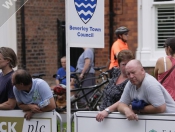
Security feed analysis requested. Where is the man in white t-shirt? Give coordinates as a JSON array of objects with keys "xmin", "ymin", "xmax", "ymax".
[{"xmin": 96, "ymin": 60, "xmax": 175, "ymax": 122}]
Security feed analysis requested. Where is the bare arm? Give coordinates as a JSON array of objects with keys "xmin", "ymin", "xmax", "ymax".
[
  {"xmin": 20, "ymin": 98, "xmax": 55, "ymax": 120},
  {"xmin": 82, "ymin": 58, "xmax": 91, "ymax": 74},
  {"xmin": 18, "ymin": 103, "xmax": 41, "ymax": 113},
  {"xmin": 154, "ymin": 57, "xmax": 171, "ymax": 79},
  {"xmin": 96, "ymin": 101, "xmax": 119, "ymax": 122},
  {"xmin": 18, "ymin": 98, "xmax": 56, "ymax": 113},
  {"xmin": 55, "ymin": 79, "xmax": 60, "ymax": 85},
  {"xmin": 154, "ymin": 58, "xmax": 162, "ymax": 80},
  {"xmin": 154, "ymin": 68, "xmax": 158, "ymax": 80},
  {"xmin": 107, "ymin": 101, "xmax": 119, "ymax": 112},
  {"xmin": 80, "ymin": 58, "xmax": 91, "ymax": 79},
  {"xmin": 140, "ymin": 104, "xmax": 166, "ymax": 114},
  {"xmin": 115, "ymin": 52, "xmax": 119, "ymax": 60},
  {"xmin": 40, "ymin": 98, "xmax": 56, "ymax": 112},
  {"xmin": 118, "ymin": 102, "xmax": 138, "ymax": 120},
  {"xmin": 20, "ymin": 104, "xmax": 41, "ymax": 120},
  {"xmin": 0, "ymin": 98, "xmax": 16, "ymax": 110}
]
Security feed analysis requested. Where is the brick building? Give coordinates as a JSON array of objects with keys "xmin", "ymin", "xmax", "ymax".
[
  {"xmin": 16, "ymin": 0, "xmax": 138, "ymax": 85},
  {"xmin": 1, "ymin": 0, "xmax": 173, "ymax": 85}
]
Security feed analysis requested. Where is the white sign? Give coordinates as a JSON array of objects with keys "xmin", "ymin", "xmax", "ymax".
[
  {"xmin": 67, "ymin": 0, "xmax": 104, "ymax": 48},
  {"xmin": 74, "ymin": 111, "xmax": 175, "ymax": 132},
  {"xmin": 146, "ymin": 120, "xmax": 175, "ymax": 132},
  {"xmin": 0, "ymin": 110, "xmax": 58, "ymax": 132}
]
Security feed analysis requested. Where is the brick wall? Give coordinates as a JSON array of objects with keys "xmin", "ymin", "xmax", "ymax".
[
  {"xmin": 17, "ymin": 0, "xmax": 65, "ymax": 85},
  {"xmin": 95, "ymin": 0, "xmax": 138, "ymax": 68},
  {"xmin": 17, "ymin": 0, "xmax": 154, "ymax": 85}
]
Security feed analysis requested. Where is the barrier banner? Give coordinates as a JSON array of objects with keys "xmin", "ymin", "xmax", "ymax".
[
  {"xmin": 74, "ymin": 111, "xmax": 175, "ymax": 132},
  {"xmin": 0, "ymin": 110, "xmax": 57, "ymax": 132}
]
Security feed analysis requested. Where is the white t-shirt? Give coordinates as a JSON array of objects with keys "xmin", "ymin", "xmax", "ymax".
[{"xmin": 120, "ymin": 73, "xmax": 175, "ymax": 113}]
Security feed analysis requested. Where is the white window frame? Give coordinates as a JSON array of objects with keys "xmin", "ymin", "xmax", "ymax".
[{"xmin": 136, "ymin": 0, "xmax": 175, "ymax": 67}]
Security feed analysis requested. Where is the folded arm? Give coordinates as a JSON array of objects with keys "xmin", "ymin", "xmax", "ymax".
[
  {"xmin": 140, "ymin": 104, "xmax": 166, "ymax": 114},
  {"xmin": 118, "ymin": 102, "xmax": 138, "ymax": 121},
  {"xmin": 40, "ymin": 98, "xmax": 56, "ymax": 112},
  {"xmin": 18, "ymin": 103, "xmax": 42, "ymax": 113},
  {"xmin": 0, "ymin": 98, "xmax": 16, "ymax": 110},
  {"xmin": 18, "ymin": 98, "xmax": 56, "ymax": 113}
]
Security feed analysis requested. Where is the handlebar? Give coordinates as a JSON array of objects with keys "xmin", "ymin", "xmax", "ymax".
[
  {"xmin": 94, "ymin": 66, "xmax": 106, "ymax": 71},
  {"xmin": 70, "ymin": 72, "xmax": 81, "ymax": 75},
  {"xmin": 32, "ymin": 73, "xmax": 46, "ymax": 78}
]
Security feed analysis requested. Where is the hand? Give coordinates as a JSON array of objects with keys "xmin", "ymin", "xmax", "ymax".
[
  {"xmin": 79, "ymin": 73, "xmax": 84, "ymax": 80},
  {"xmin": 70, "ymin": 78, "xmax": 76, "ymax": 85},
  {"xmin": 24, "ymin": 111, "xmax": 34, "ymax": 120},
  {"xmin": 96, "ymin": 110, "xmax": 109, "ymax": 122},
  {"xmin": 125, "ymin": 108, "xmax": 138, "ymax": 121},
  {"xmin": 28, "ymin": 104, "xmax": 42, "ymax": 113}
]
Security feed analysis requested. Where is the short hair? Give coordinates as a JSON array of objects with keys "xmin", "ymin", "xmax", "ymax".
[
  {"xmin": 13, "ymin": 69, "xmax": 32, "ymax": 86},
  {"xmin": 61, "ymin": 56, "xmax": 66, "ymax": 59},
  {"xmin": 118, "ymin": 50, "xmax": 134, "ymax": 64},
  {"xmin": 164, "ymin": 37, "xmax": 175, "ymax": 55},
  {"xmin": 0, "ymin": 47, "xmax": 17, "ymax": 68}
]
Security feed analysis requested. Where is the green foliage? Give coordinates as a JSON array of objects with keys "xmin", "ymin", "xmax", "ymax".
[{"xmin": 57, "ymin": 122, "xmax": 74, "ymax": 132}]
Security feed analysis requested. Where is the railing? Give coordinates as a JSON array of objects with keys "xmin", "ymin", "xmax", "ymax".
[
  {"xmin": 74, "ymin": 111, "xmax": 175, "ymax": 132},
  {"xmin": 0, "ymin": 110, "xmax": 62, "ymax": 132}
]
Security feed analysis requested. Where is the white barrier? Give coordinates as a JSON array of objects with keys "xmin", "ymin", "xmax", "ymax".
[
  {"xmin": 74, "ymin": 111, "xmax": 175, "ymax": 132},
  {"xmin": 0, "ymin": 110, "xmax": 62, "ymax": 132}
]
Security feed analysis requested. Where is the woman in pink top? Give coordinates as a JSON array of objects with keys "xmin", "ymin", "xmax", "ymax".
[{"xmin": 154, "ymin": 37, "xmax": 175, "ymax": 100}]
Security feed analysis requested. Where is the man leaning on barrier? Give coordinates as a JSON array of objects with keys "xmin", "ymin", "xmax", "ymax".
[
  {"xmin": 12, "ymin": 69, "xmax": 56, "ymax": 120},
  {"xmin": 96, "ymin": 59, "xmax": 175, "ymax": 122}
]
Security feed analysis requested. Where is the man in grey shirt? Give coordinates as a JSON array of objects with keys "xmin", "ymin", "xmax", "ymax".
[
  {"xmin": 96, "ymin": 59, "xmax": 175, "ymax": 122},
  {"xmin": 76, "ymin": 48, "xmax": 95, "ymax": 103}
]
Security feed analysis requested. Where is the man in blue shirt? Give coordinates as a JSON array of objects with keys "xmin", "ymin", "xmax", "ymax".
[
  {"xmin": 12, "ymin": 69, "xmax": 56, "ymax": 120},
  {"xmin": 56, "ymin": 56, "xmax": 75, "ymax": 85}
]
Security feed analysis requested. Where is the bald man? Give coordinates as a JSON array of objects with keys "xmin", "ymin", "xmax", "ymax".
[{"xmin": 96, "ymin": 60, "xmax": 175, "ymax": 122}]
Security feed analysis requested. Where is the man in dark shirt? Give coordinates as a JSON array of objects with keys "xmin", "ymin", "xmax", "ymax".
[{"xmin": 0, "ymin": 47, "xmax": 17, "ymax": 109}]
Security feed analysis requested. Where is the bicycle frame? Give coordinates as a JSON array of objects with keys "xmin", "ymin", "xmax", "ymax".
[
  {"xmin": 54, "ymin": 66, "xmax": 110, "ymax": 112},
  {"xmin": 71, "ymin": 79, "xmax": 108, "ymax": 104}
]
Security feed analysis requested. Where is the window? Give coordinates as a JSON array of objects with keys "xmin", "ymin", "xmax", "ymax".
[
  {"xmin": 156, "ymin": 6, "xmax": 175, "ymax": 48},
  {"xmin": 136, "ymin": 0, "xmax": 175, "ymax": 67}
]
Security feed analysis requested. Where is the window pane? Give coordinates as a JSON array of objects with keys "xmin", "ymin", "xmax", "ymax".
[{"xmin": 156, "ymin": 6, "xmax": 175, "ymax": 48}]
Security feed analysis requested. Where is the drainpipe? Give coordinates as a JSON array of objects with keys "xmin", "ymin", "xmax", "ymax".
[
  {"xmin": 109, "ymin": 0, "xmax": 115, "ymax": 58},
  {"xmin": 21, "ymin": 0, "xmax": 26, "ymax": 69}
]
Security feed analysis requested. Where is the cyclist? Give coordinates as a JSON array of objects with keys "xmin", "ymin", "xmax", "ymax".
[{"xmin": 109, "ymin": 26, "xmax": 130, "ymax": 69}]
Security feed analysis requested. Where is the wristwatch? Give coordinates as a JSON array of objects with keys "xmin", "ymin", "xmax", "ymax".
[{"xmin": 105, "ymin": 108, "xmax": 111, "ymax": 114}]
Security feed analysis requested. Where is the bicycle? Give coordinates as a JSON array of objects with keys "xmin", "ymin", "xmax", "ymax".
[
  {"xmin": 32, "ymin": 67, "xmax": 110, "ymax": 112},
  {"xmin": 54, "ymin": 66, "xmax": 110, "ymax": 113}
]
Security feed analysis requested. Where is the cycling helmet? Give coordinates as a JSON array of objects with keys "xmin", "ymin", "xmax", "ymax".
[
  {"xmin": 115, "ymin": 26, "xmax": 129, "ymax": 35},
  {"xmin": 54, "ymin": 84, "xmax": 66, "ymax": 95}
]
